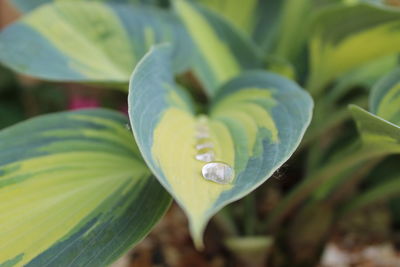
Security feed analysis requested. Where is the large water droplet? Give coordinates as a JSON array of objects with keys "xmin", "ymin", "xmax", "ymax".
[{"xmin": 202, "ymin": 162, "xmax": 234, "ymax": 184}]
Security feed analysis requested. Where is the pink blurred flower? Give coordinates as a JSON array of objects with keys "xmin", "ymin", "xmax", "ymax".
[
  {"xmin": 119, "ymin": 102, "xmax": 128, "ymax": 115},
  {"xmin": 68, "ymin": 93, "xmax": 100, "ymax": 110}
]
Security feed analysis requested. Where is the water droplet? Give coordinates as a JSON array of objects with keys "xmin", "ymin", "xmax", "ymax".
[
  {"xmin": 197, "ymin": 115, "xmax": 209, "ymax": 124},
  {"xmin": 195, "ymin": 150, "xmax": 215, "ymax": 162},
  {"xmin": 196, "ymin": 131, "xmax": 210, "ymax": 139},
  {"xmin": 202, "ymin": 162, "xmax": 234, "ymax": 184},
  {"xmin": 195, "ymin": 142, "xmax": 214, "ymax": 150},
  {"xmin": 195, "ymin": 116, "xmax": 210, "ymax": 139},
  {"xmin": 125, "ymin": 123, "xmax": 131, "ymax": 131}
]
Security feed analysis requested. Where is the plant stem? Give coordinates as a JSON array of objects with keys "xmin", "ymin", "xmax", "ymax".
[
  {"xmin": 301, "ymin": 96, "xmax": 368, "ymax": 150},
  {"xmin": 244, "ymin": 193, "xmax": 257, "ymax": 236},
  {"xmin": 291, "ymin": 157, "xmax": 382, "ymax": 235},
  {"xmin": 213, "ymin": 208, "xmax": 238, "ymax": 236},
  {"xmin": 302, "ymin": 108, "xmax": 349, "ymax": 148},
  {"xmin": 323, "ymin": 157, "xmax": 383, "ymax": 204},
  {"xmin": 262, "ymin": 145, "xmax": 382, "ymax": 232},
  {"xmin": 340, "ymin": 174, "xmax": 400, "ymax": 217}
]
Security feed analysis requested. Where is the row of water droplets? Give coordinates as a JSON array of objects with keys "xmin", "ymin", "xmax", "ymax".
[{"xmin": 195, "ymin": 116, "xmax": 234, "ymax": 185}]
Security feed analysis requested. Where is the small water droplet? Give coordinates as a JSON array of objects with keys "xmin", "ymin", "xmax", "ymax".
[
  {"xmin": 202, "ymin": 162, "xmax": 234, "ymax": 184},
  {"xmin": 196, "ymin": 131, "xmax": 210, "ymax": 139},
  {"xmin": 125, "ymin": 123, "xmax": 132, "ymax": 131},
  {"xmin": 197, "ymin": 115, "xmax": 209, "ymax": 124},
  {"xmin": 195, "ymin": 150, "xmax": 215, "ymax": 162},
  {"xmin": 195, "ymin": 116, "xmax": 210, "ymax": 139},
  {"xmin": 196, "ymin": 123, "xmax": 208, "ymax": 131},
  {"xmin": 195, "ymin": 142, "xmax": 214, "ymax": 150}
]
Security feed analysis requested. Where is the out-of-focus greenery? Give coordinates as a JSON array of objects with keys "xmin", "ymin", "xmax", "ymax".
[
  {"xmin": 0, "ymin": 67, "xmax": 24, "ymax": 128},
  {"xmin": 1, "ymin": 0, "xmax": 400, "ymax": 266},
  {"xmin": 0, "ymin": 66, "xmax": 68, "ymax": 128}
]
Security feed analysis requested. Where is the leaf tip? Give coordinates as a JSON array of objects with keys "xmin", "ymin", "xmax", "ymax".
[{"xmin": 188, "ymin": 217, "xmax": 208, "ymax": 250}]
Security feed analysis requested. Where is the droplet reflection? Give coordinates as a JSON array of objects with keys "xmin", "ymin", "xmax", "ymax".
[
  {"xmin": 202, "ymin": 162, "xmax": 234, "ymax": 184},
  {"xmin": 194, "ymin": 117, "xmax": 234, "ymax": 184},
  {"xmin": 195, "ymin": 142, "xmax": 214, "ymax": 150},
  {"xmin": 195, "ymin": 150, "xmax": 215, "ymax": 162}
]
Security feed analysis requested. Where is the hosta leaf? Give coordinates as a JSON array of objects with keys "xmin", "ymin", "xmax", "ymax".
[
  {"xmin": 350, "ymin": 105, "xmax": 400, "ymax": 152},
  {"xmin": 350, "ymin": 68, "xmax": 400, "ymax": 153},
  {"xmin": 200, "ymin": 0, "xmax": 284, "ymax": 53},
  {"xmin": 253, "ymin": 0, "xmax": 284, "ymax": 52},
  {"xmin": 370, "ymin": 68, "xmax": 400, "ymax": 124},
  {"xmin": 173, "ymin": 0, "xmax": 262, "ymax": 96},
  {"xmin": 196, "ymin": 0, "xmax": 258, "ymax": 33},
  {"xmin": 0, "ymin": 2, "xmax": 192, "ymax": 85},
  {"xmin": 308, "ymin": 2, "xmax": 400, "ymax": 94},
  {"xmin": 128, "ymin": 45, "xmax": 313, "ymax": 246},
  {"xmin": 273, "ymin": 0, "xmax": 313, "ymax": 62},
  {"xmin": 0, "ymin": 109, "xmax": 171, "ymax": 266},
  {"xmin": 202, "ymin": 0, "xmax": 323, "ymax": 58},
  {"xmin": 328, "ymin": 55, "xmax": 398, "ymax": 102}
]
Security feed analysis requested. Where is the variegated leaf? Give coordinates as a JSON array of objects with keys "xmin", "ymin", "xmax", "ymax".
[
  {"xmin": 213, "ymin": 0, "xmax": 286, "ymax": 53},
  {"xmin": 196, "ymin": 0, "xmax": 259, "ymax": 34},
  {"xmin": 0, "ymin": 109, "xmax": 171, "ymax": 267},
  {"xmin": 370, "ymin": 68, "xmax": 400, "ymax": 124},
  {"xmin": 173, "ymin": 0, "xmax": 263, "ymax": 96},
  {"xmin": 329, "ymin": 55, "xmax": 398, "ymax": 101},
  {"xmin": 308, "ymin": 2, "xmax": 400, "ymax": 94},
  {"xmin": 0, "ymin": 2, "xmax": 192, "ymax": 85},
  {"xmin": 128, "ymin": 45, "xmax": 313, "ymax": 247}
]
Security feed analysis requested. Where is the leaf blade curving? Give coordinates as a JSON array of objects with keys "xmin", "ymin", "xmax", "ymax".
[
  {"xmin": 0, "ymin": 109, "xmax": 171, "ymax": 267},
  {"xmin": 128, "ymin": 45, "xmax": 313, "ymax": 247},
  {"xmin": 0, "ymin": 2, "xmax": 192, "ymax": 85},
  {"xmin": 350, "ymin": 68, "xmax": 400, "ymax": 153},
  {"xmin": 173, "ymin": 0, "xmax": 262, "ymax": 96},
  {"xmin": 308, "ymin": 2, "xmax": 400, "ymax": 94}
]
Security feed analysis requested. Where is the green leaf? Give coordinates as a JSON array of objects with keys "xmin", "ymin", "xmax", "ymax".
[
  {"xmin": 273, "ymin": 0, "xmax": 313, "ymax": 62},
  {"xmin": 342, "ymin": 174, "xmax": 400, "ymax": 215},
  {"xmin": 195, "ymin": 0, "xmax": 279, "ymax": 50},
  {"xmin": 0, "ymin": 102, "xmax": 24, "ymax": 128},
  {"xmin": 173, "ymin": 0, "xmax": 263, "ymax": 96},
  {"xmin": 0, "ymin": 109, "xmax": 171, "ymax": 266},
  {"xmin": 341, "ymin": 156, "xmax": 400, "ymax": 215},
  {"xmin": 195, "ymin": 0, "xmax": 323, "ymax": 58},
  {"xmin": 196, "ymin": 0, "xmax": 259, "ymax": 34},
  {"xmin": 0, "ymin": 2, "xmax": 192, "ymax": 85},
  {"xmin": 307, "ymin": 68, "xmax": 400, "ymax": 215},
  {"xmin": 350, "ymin": 68, "xmax": 400, "ymax": 152},
  {"xmin": 326, "ymin": 55, "xmax": 398, "ymax": 103},
  {"xmin": 253, "ymin": 0, "xmax": 284, "ymax": 52},
  {"xmin": 128, "ymin": 45, "xmax": 313, "ymax": 247},
  {"xmin": 307, "ymin": 2, "xmax": 400, "ymax": 94},
  {"xmin": 11, "ymin": 0, "xmax": 163, "ymax": 13},
  {"xmin": 370, "ymin": 68, "xmax": 400, "ymax": 125},
  {"xmin": 350, "ymin": 106, "xmax": 400, "ymax": 152}
]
